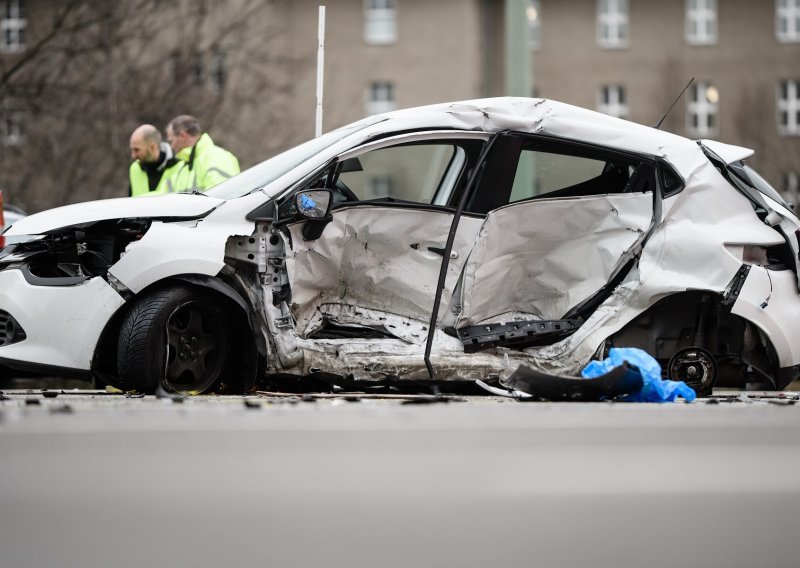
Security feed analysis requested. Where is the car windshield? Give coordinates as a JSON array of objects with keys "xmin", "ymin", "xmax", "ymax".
[{"xmin": 205, "ymin": 116, "xmax": 387, "ymax": 200}]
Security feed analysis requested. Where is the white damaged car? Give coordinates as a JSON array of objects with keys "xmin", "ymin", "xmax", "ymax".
[{"xmin": 2, "ymin": 97, "xmax": 799, "ymax": 395}]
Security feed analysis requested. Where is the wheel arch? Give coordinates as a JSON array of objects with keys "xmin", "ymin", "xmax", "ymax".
[
  {"xmin": 91, "ymin": 273, "xmax": 264, "ymax": 392},
  {"xmin": 607, "ymin": 289, "xmax": 787, "ymax": 389}
]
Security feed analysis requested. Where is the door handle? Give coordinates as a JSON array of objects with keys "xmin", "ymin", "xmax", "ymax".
[{"xmin": 427, "ymin": 246, "xmax": 458, "ymax": 259}]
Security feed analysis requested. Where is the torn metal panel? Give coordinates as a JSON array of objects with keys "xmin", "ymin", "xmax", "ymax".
[
  {"xmin": 285, "ymin": 207, "xmax": 482, "ymax": 336},
  {"xmin": 298, "ymin": 335, "xmax": 514, "ymax": 382},
  {"xmin": 457, "ymin": 193, "xmax": 652, "ymax": 326},
  {"xmin": 519, "ymin": 159, "xmax": 790, "ymax": 376},
  {"xmin": 303, "ymin": 303, "xmax": 429, "ymax": 344}
]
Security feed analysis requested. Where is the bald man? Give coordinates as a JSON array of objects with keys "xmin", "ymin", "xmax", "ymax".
[{"xmin": 128, "ymin": 124, "xmax": 181, "ymax": 197}]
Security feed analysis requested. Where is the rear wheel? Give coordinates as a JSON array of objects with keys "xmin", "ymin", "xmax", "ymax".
[{"xmin": 116, "ymin": 285, "xmax": 231, "ymax": 394}]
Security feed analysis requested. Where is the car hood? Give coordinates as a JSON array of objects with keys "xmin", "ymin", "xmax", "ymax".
[{"xmin": 4, "ymin": 193, "xmax": 223, "ymax": 236}]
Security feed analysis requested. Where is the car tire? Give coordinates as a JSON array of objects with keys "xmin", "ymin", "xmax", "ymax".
[{"xmin": 116, "ymin": 285, "xmax": 231, "ymax": 395}]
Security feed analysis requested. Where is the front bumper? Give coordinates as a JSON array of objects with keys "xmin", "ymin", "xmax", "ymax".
[{"xmin": 0, "ymin": 268, "xmax": 125, "ymax": 372}]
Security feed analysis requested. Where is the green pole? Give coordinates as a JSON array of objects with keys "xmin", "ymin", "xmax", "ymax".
[
  {"xmin": 505, "ymin": 0, "xmax": 535, "ymax": 197},
  {"xmin": 505, "ymin": 0, "xmax": 531, "ymax": 97}
]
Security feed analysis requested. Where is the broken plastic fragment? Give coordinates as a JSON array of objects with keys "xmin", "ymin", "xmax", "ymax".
[{"xmin": 499, "ymin": 362, "xmax": 643, "ymax": 401}]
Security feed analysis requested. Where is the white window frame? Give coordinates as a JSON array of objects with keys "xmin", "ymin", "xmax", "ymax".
[
  {"xmin": 1, "ymin": 0, "xmax": 26, "ymax": 54},
  {"xmin": 364, "ymin": 0, "xmax": 396, "ymax": 45},
  {"xmin": 686, "ymin": 0, "xmax": 717, "ymax": 45},
  {"xmin": 2, "ymin": 108, "xmax": 23, "ymax": 146},
  {"xmin": 209, "ymin": 48, "xmax": 226, "ymax": 92},
  {"xmin": 597, "ymin": 0, "xmax": 628, "ymax": 49},
  {"xmin": 191, "ymin": 52, "xmax": 204, "ymax": 86},
  {"xmin": 528, "ymin": 0, "xmax": 541, "ymax": 50},
  {"xmin": 366, "ymin": 81, "xmax": 396, "ymax": 115},
  {"xmin": 777, "ymin": 79, "xmax": 800, "ymax": 136},
  {"xmin": 776, "ymin": 0, "xmax": 800, "ymax": 42},
  {"xmin": 686, "ymin": 81, "xmax": 719, "ymax": 138},
  {"xmin": 597, "ymin": 85, "xmax": 629, "ymax": 119},
  {"xmin": 785, "ymin": 171, "xmax": 799, "ymax": 194}
]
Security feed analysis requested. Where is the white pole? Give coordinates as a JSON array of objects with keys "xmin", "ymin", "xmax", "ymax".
[{"xmin": 315, "ymin": 6, "xmax": 326, "ymax": 137}]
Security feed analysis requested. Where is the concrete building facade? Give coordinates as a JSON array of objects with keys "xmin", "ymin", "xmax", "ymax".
[{"xmin": 1, "ymin": 0, "xmax": 798, "ymax": 210}]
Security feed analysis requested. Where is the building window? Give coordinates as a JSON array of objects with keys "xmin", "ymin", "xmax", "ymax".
[
  {"xmin": 597, "ymin": 85, "xmax": 629, "ymax": 119},
  {"xmin": 778, "ymin": 80, "xmax": 800, "ymax": 135},
  {"xmin": 1, "ymin": 0, "xmax": 26, "ymax": 53},
  {"xmin": 209, "ymin": 48, "xmax": 226, "ymax": 92},
  {"xmin": 366, "ymin": 81, "xmax": 396, "ymax": 115},
  {"xmin": 597, "ymin": 0, "xmax": 628, "ymax": 48},
  {"xmin": 527, "ymin": 0, "xmax": 541, "ymax": 50},
  {"xmin": 2, "ymin": 108, "xmax": 23, "ymax": 146},
  {"xmin": 165, "ymin": 52, "xmax": 179, "ymax": 83},
  {"xmin": 777, "ymin": 0, "xmax": 800, "ymax": 42},
  {"xmin": 785, "ymin": 171, "xmax": 799, "ymax": 193},
  {"xmin": 687, "ymin": 81, "xmax": 719, "ymax": 137},
  {"xmin": 686, "ymin": 0, "xmax": 717, "ymax": 45},
  {"xmin": 364, "ymin": 0, "xmax": 396, "ymax": 45}
]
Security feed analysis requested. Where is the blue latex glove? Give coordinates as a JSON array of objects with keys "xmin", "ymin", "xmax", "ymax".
[{"xmin": 582, "ymin": 347, "xmax": 696, "ymax": 403}]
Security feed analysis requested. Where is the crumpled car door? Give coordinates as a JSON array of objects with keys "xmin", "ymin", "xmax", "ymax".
[
  {"xmin": 285, "ymin": 207, "xmax": 482, "ymax": 341},
  {"xmin": 455, "ymin": 192, "xmax": 653, "ymax": 330},
  {"xmin": 282, "ymin": 136, "xmax": 487, "ymax": 343}
]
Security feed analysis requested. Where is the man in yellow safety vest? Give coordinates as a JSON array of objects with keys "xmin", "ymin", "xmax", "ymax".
[
  {"xmin": 166, "ymin": 115, "xmax": 240, "ymax": 193},
  {"xmin": 128, "ymin": 124, "xmax": 182, "ymax": 197}
]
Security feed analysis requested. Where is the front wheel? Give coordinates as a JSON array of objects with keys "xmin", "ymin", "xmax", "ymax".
[{"xmin": 116, "ymin": 285, "xmax": 231, "ymax": 395}]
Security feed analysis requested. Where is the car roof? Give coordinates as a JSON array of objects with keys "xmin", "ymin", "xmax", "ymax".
[{"xmin": 369, "ymin": 97, "xmax": 713, "ymax": 177}]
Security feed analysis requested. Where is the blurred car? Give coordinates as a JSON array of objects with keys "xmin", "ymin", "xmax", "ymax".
[{"xmin": 1, "ymin": 97, "xmax": 799, "ymax": 395}]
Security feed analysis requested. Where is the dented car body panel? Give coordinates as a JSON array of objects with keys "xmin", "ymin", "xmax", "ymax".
[
  {"xmin": 286, "ymin": 208, "xmax": 484, "ymax": 338},
  {"xmin": 457, "ymin": 192, "xmax": 653, "ymax": 325},
  {"xmin": 2, "ymin": 97, "xmax": 800, "ymax": 393}
]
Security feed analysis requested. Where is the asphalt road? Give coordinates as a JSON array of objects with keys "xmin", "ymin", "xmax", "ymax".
[{"xmin": 1, "ymin": 390, "xmax": 800, "ymax": 568}]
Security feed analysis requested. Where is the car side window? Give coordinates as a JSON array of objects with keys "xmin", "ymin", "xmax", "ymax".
[
  {"xmin": 336, "ymin": 143, "xmax": 466, "ymax": 205},
  {"xmin": 467, "ymin": 135, "xmax": 656, "ymax": 214},
  {"xmin": 509, "ymin": 148, "xmax": 654, "ymax": 203}
]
